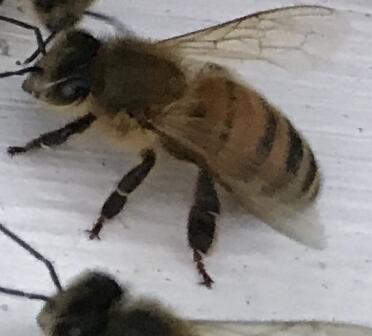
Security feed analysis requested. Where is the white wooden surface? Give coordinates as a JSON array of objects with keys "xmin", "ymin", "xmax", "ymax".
[
  {"xmin": 0, "ymin": 0, "xmax": 371, "ymax": 334},
  {"xmin": 195, "ymin": 321, "xmax": 372, "ymax": 336}
]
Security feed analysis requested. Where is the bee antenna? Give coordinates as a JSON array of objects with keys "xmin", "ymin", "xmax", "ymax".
[
  {"xmin": 0, "ymin": 286, "xmax": 49, "ymax": 302},
  {"xmin": 0, "ymin": 15, "xmax": 46, "ymax": 56},
  {"xmin": 0, "ymin": 223, "xmax": 63, "ymax": 292},
  {"xmin": 23, "ymin": 31, "xmax": 57, "ymax": 65},
  {"xmin": 0, "ymin": 66, "xmax": 42, "ymax": 79},
  {"xmin": 84, "ymin": 10, "xmax": 131, "ymax": 35}
]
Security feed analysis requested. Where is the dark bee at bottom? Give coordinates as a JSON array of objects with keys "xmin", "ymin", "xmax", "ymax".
[
  {"xmin": 0, "ymin": 222, "xmax": 195, "ymax": 336},
  {"xmin": 38, "ymin": 271, "xmax": 195, "ymax": 336}
]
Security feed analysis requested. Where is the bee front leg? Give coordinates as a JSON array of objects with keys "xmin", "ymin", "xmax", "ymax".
[
  {"xmin": 188, "ymin": 170, "xmax": 220, "ymax": 289},
  {"xmin": 7, "ymin": 113, "xmax": 97, "ymax": 156},
  {"xmin": 87, "ymin": 149, "xmax": 156, "ymax": 240}
]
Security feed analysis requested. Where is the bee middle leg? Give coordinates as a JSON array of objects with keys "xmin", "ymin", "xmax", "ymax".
[
  {"xmin": 87, "ymin": 149, "xmax": 156, "ymax": 240},
  {"xmin": 188, "ymin": 169, "xmax": 220, "ymax": 288},
  {"xmin": 7, "ymin": 113, "xmax": 97, "ymax": 156}
]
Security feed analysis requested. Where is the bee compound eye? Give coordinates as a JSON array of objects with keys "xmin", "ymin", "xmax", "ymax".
[{"xmin": 61, "ymin": 78, "xmax": 90, "ymax": 101}]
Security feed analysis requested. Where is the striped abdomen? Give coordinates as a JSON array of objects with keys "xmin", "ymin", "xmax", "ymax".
[
  {"xmin": 158, "ymin": 73, "xmax": 321, "ymax": 206},
  {"xmin": 199, "ymin": 76, "xmax": 321, "ymax": 204}
]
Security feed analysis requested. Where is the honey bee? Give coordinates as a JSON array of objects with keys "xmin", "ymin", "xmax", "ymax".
[
  {"xmin": 0, "ymin": 222, "xmax": 370, "ymax": 336},
  {"xmin": 18, "ymin": 0, "xmax": 95, "ymax": 31},
  {"xmin": 0, "ymin": 0, "xmax": 127, "ymax": 64},
  {"xmin": 38, "ymin": 271, "xmax": 196, "ymax": 336},
  {"xmin": 0, "ymin": 222, "xmax": 195, "ymax": 336},
  {"xmin": 0, "ymin": 6, "xmax": 348, "ymax": 287},
  {"xmin": 18, "ymin": 0, "xmax": 127, "ymax": 33}
]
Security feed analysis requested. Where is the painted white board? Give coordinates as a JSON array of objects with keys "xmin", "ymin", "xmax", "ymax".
[{"xmin": 0, "ymin": 0, "xmax": 371, "ymax": 334}]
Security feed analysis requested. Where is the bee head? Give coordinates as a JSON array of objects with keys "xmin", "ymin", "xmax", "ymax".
[
  {"xmin": 33, "ymin": 0, "xmax": 95, "ymax": 32},
  {"xmin": 22, "ymin": 30, "xmax": 100, "ymax": 106},
  {"xmin": 37, "ymin": 271, "xmax": 124, "ymax": 336}
]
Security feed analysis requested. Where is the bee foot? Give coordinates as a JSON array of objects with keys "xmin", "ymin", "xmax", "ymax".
[
  {"xmin": 193, "ymin": 250, "xmax": 214, "ymax": 289},
  {"xmin": 85, "ymin": 229, "xmax": 101, "ymax": 240},
  {"xmin": 7, "ymin": 146, "xmax": 26, "ymax": 156},
  {"xmin": 86, "ymin": 217, "xmax": 104, "ymax": 240},
  {"xmin": 199, "ymin": 277, "xmax": 214, "ymax": 289}
]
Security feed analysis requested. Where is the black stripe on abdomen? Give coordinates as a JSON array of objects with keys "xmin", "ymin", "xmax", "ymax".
[
  {"xmin": 256, "ymin": 99, "xmax": 278, "ymax": 164},
  {"xmin": 285, "ymin": 119, "xmax": 304, "ymax": 175},
  {"xmin": 301, "ymin": 151, "xmax": 318, "ymax": 193}
]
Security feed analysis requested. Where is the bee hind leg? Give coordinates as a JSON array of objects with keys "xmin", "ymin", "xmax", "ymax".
[
  {"xmin": 87, "ymin": 149, "xmax": 156, "ymax": 240},
  {"xmin": 7, "ymin": 113, "xmax": 97, "ymax": 156},
  {"xmin": 188, "ymin": 170, "xmax": 220, "ymax": 289}
]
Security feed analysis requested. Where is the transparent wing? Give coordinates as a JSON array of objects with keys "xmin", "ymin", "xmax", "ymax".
[
  {"xmin": 159, "ymin": 6, "xmax": 349, "ymax": 73},
  {"xmin": 194, "ymin": 321, "xmax": 372, "ymax": 336}
]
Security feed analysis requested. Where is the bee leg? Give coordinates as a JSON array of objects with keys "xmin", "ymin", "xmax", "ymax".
[
  {"xmin": 87, "ymin": 149, "xmax": 156, "ymax": 240},
  {"xmin": 188, "ymin": 170, "xmax": 220, "ymax": 288},
  {"xmin": 7, "ymin": 113, "xmax": 97, "ymax": 156}
]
